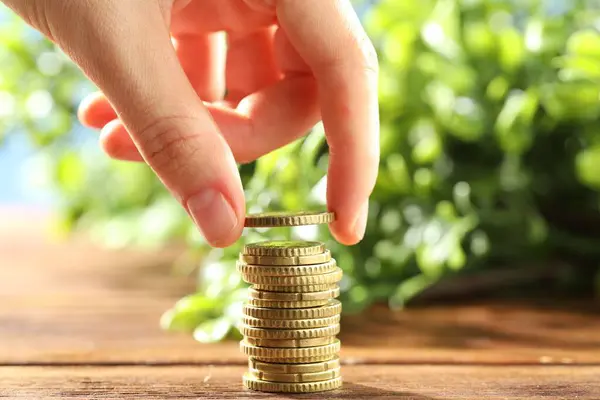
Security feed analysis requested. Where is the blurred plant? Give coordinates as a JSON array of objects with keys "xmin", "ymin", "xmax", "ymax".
[{"xmin": 3, "ymin": 0, "xmax": 600, "ymax": 342}]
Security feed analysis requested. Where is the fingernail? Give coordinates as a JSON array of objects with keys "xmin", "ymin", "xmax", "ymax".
[
  {"xmin": 187, "ymin": 189, "xmax": 238, "ymax": 246},
  {"xmin": 352, "ymin": 200, "xmax": 370, "ymax": 241}
]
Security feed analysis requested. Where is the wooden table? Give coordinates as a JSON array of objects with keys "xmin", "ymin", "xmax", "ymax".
[{"xmin": 1, "ymin": 209, "xmax": 599, "ymax": 399}]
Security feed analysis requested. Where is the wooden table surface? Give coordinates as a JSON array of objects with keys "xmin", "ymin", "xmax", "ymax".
[{"xmin": 1, "ymin": 209, "xmax": 599, "ymax": 399}]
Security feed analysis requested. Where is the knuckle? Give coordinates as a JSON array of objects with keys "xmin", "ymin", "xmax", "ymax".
[
  {"xmin": 355, "ymin": 35, "xmax": 379, "ymax": 74},
  {"xmin": 13, "ymin": 0, "xmax": 103, "ymax": 44},
  {"xmin": 137, "ymin": 116, "xmax": 202, "ymax": 174},
  {"xmin": 21, "ymin": 0, "xmax": 54, "ymax": 39},
  {"xmin": 320, "ymin": 35, "xmax": 379, "ymax": 77},
  {"xmin": 364, "ymin": 144, "xmax": 380, "ymax": 167}
]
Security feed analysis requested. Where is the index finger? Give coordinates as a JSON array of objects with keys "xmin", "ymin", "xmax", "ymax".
[{"xmin": 275, "ymin": 0, "xmax": 380, "ymax": 245}]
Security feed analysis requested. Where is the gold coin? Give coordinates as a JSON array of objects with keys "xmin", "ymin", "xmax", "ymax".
[
  {"xmin": 248, "ymin": 286, "xmax": 340, "ymax": 301},
  {"xmin": 249, "ymin": 357, "xmax": 341, "ymax": 374},
  {"xmin": 245, "ymin": 336, "xmax": 336, "ymax": 348},
  {"xmin": 240, "ymin": 339, "xmax": 340, "ymax": 359},
  {"xmin": 239, "ymin": 324, "xmax": 340, "ymax": 340},
  {"xmin": 248, "ymin": 367, "xmax": 341, "ymax": 383},
  {"xmin": 237, "ymin": 259, "xmax": 337, "ymax": 277},
  {"xmin": 243, "ymin": 299, "xmax": 341, "ymax": 320},
  {"xmin": 252, "ymin": 283, "xmax": 336, "ymax": 293},
  {"xmin": 244, "ymin": 211, "xmax": 335, "ymax": 228},
  {"xmin": 257, "ymin": 355, "xmax": 337, "ymax": 364},
  {"xmin": 249, "ymin": 356, "xmax": 341, "ymax": 374},
  {"xmin": 241, "ymin": 314, "xmax": 340, "ymax": 329},
  {"xmin": 240, "ymin": 250, "xmax": 331, "ymax": 266},
  {"xmin": 243, "ymin": 240, "xmax": 326, "ymax": 257},
  {"xmin": 243, "ymin": 374, "xmax": 342, "ymax": 393},
  {"xmin": 246, "ymin": 297, "xmax": 329, "ymax": 308},
  {"xmin": 242, "ymin": 268, "xmax": 342, "ymax": 286}
]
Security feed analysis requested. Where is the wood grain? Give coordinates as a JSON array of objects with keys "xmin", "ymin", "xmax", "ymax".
[
  {"xmin": 1, "ymin": 210, "xmax": 600, "ymax": 365},
  {"xmin": 1, "ymin": 365, "xmax": 598, "ymax": 399},
  {"xmin": 2, "ymin": 209, "xmax": 600, "ymax": 398},
  {"xmin": 0, "ymin": 209, "xmax": 199, "ymax": 364}
]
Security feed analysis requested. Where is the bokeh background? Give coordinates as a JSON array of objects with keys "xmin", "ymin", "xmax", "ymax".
[{"xmin": 2, "ymin": 0, "xmax": 600, "ymax": 343}]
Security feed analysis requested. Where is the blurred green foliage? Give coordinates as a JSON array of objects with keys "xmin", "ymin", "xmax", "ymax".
[
  {"xmin": 3, "ymin": 0, "xmax": 600, "ymax": 342},
  {"xmin": 0, "ymin": 18, "xmax": 75, "ymax": 146}
]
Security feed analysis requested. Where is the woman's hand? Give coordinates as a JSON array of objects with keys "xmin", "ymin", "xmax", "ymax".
[{"xmin": 4, "ymin": 0, "xmax": 379, "ymax": 248}]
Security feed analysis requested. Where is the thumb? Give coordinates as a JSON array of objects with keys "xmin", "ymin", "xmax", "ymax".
[{"xmin": 17, "ymin": 1, "xmax": 245, "ymax": 247}]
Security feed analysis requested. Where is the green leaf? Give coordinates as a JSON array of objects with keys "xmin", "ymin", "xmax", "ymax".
[
  {"xmin": 383, "ymin": 22, "xmax": 418, "ymax": 68},
  {"xmin": 160, "ymin": 294, "xmax": 221, "ymax": 332},
  {"xmin": 495, "ymin": 90, "xmax": 538, "ymax": 154},
  {"xmin": 497, "ymin": 27, "xmax": 525, "ymax": 72},
  {"xmin": 175, "ymin": 294, "xmax": 221, "ymax": 315},
  {"xmin": 566, "ymin": 30, "xmax": 600, "ymax": 58},
  {"xmin": 463, "ymin": 21, "xmax": 495, "ymax": 57},
  {"xmin": 342, "ymin": 285, "xmax": 372, "ymax": 314},
  {"xmin": 389, "ymin": 274, "xmax": 435, "ymax": 309},
  {"xmin": 160, "ymin": 308, "xmax": 206, "ymax": 333},
  {"xmin": 422, "ymin": 0, "xmax": 463, "ymax": 60},
  {"xmin": 541, "ymin": 82, "xmax": 600, "ymax": 120},
  {"xmin": 575, "ymin": 146, "xmax": 600, "ymax": 189},
  {"xmin": 56, "ymin": 151, "xmax": 86, "ymax": 193},
  {"xmin": 410, "ymin": 119, "xmax": 443, "ymax": 164},
  {"xmin": 385, "ymin": 153, "xmax": 412, "ymax": 192},
  {"xmin": 193, "ymin": 317, "xmax": 232, "ymax": 344}
]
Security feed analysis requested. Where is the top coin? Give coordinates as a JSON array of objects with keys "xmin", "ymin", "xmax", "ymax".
[
  {"xmin": 243, "ymin": 240, "xmax": 326, "ymax": 257},
  {"xmin": 244, "ymin": 211, "xmax": 335, "ymax": 228}
]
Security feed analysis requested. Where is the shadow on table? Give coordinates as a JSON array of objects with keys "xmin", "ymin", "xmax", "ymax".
[{"xmin": 271, "ymin": 382, "xmax": 438, "ymax": 400}]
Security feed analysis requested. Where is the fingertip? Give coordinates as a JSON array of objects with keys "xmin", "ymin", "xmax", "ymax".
[
  {"xmin": 329, "ymin": 200, "xmax": 369, "ymax": 246},
  {"xmin": 329, "ymin": 223, "xmax": 360, "ymax": 246},
  {"xmin": 99, "ymin": 119, "xmax": 122, "ymax": 153},
  {"xmin": 211, "ymin": 195, "xmax": 246, "ymax": 248},
  {"xmin": 352, "ymin": 200, "xmax": 369, "ymax": 240},
  {"xmin": 78, "ymin": 92, "xmax": 117, "ymax": 129},
  {"xmin": 208, "ymin": 225, "xmax": 244, "ymax": 248},
  {"xmin": 99, "ymin": 120, "xmax": 144, "ymax": 161},
  {"xmin": 186, "ymin": 186, "xmax": 245, "ymax": 248}
]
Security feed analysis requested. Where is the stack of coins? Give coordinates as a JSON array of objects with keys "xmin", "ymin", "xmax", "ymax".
[{"xmin": 238, "ymin": 211, "xmax": 343, "ymax": 394}]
